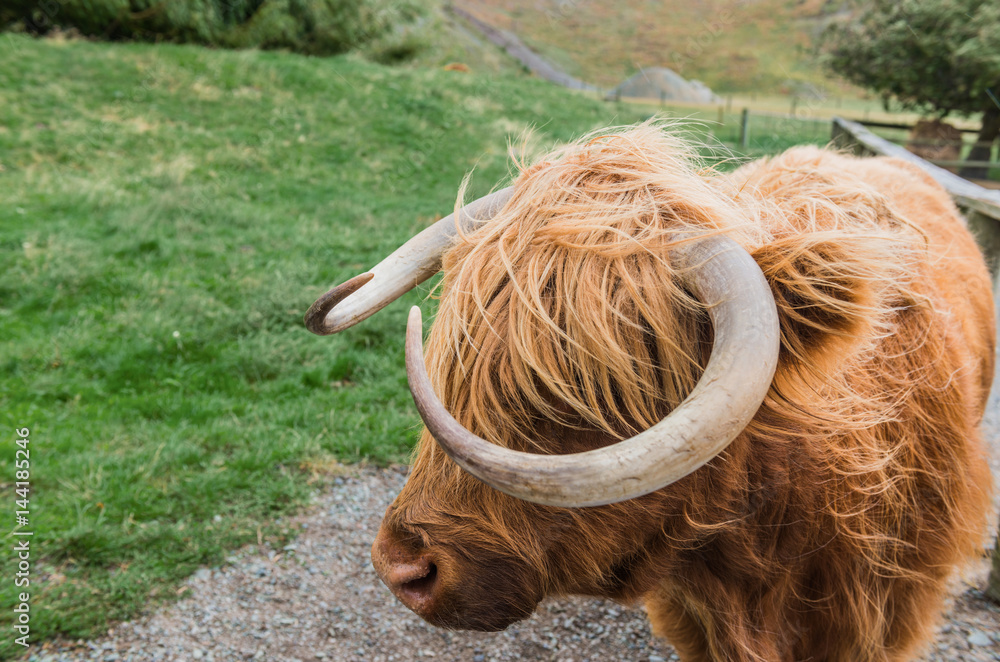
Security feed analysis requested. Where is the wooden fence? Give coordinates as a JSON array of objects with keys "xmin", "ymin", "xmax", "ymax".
[{"xmin": 849, "ymin": 118, "xmax": 997, "ymax": 170}]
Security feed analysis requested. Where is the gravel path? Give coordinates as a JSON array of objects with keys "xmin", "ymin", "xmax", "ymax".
[{"xmin": 26, "ymin": 459, "xmax": 1000, "ymax": 662}]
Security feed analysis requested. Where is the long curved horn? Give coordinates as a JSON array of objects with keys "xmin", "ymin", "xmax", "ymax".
[
  {"xmin": 405, "ymin": 235, "xmax": 780, "ymax": 508},
  {"xmin": 305, "ymin": 187, "xmax": 514, "ymax": 335}
]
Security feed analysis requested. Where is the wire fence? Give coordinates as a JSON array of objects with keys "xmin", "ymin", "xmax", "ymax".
[
  {"xmin": 607, "ymin": 96, "xmax": 1000, "ymax": 181},
  {"xmin": 736, "ymin": 110, "xmax": 833, "ymax": 155}
]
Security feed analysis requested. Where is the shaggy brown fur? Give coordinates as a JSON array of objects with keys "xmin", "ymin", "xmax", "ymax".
[{"xmin": 372, "ymin": 123, "xmax": 995, "ymax": 661}]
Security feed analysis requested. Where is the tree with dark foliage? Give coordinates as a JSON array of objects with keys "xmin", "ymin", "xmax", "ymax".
[{"xmin": 823, "ymin": 0, "xmax": 1000, "ymax": 180}]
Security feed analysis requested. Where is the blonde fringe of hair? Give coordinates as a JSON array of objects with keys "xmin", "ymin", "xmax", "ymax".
[{"xmin": 425, "ymin": 121, "xmax": 924, "ymax": 448}]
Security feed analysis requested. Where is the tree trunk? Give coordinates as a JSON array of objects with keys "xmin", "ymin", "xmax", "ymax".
[
  {"xmin": 959, "ymin": 103, "xmax": 1000, "ymax": 180},
  {"xmin": 989, "ymin": 518, "xmax": 1000, "ymax": 604}
]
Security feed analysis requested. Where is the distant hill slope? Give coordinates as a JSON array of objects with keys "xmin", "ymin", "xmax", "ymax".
[{"xmin": 452, "ymin": 0, "xmax": 852, "ymax": 95}]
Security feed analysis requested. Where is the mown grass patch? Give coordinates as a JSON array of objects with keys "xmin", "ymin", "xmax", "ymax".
[{"xmin": 0, "ymin": 34, "xmax": 669, "ymax": 656}]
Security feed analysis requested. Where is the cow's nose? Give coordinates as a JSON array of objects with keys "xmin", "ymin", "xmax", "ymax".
[
  {"xmin": 384, "ymin": 554, "xmax": 439, "ymax": 611},
  {"xmin": 372, "ymin": 526, "xmax": 440, "ymax": 617}
]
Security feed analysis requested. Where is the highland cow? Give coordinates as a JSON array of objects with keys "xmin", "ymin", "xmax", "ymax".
[{"xmin": 306, "ymin": 124, "xmax": 995, "ymax": 661}]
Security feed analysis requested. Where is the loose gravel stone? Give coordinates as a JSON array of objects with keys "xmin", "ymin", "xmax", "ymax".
[{"xmin": 967, "ymin": 630, "xmax": 992, "ymax": 647}]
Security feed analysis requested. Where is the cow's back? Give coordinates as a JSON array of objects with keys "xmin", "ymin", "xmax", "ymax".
[
  {"xmin": 647, "ymin": 147, "xmax": 1000, "ymax": 661},
  {"xmin": 723, "ymin": 146, "xmax": 995, "ymax": 411}
]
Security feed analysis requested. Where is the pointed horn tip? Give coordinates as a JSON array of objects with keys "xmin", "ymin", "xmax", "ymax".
[
  {"xmin": 405, "ymin": 307, "xmax": 424, "ymax": 359},
  {"xmin": 303, "ymin": 272, "xmax": 375, "ymax": 335}
]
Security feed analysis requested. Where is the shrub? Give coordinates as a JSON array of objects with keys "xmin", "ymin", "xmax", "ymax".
[{"xmin": 1, "ymin": 0, "xmax": 424, "ymax": 56}]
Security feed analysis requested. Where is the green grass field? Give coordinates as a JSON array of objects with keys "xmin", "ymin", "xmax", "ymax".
[{"xmin": 0, "ymin": 34, "xmax": 837, "ymax": 657}]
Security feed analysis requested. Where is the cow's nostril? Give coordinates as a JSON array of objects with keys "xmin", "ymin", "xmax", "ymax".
[
  {"xmin": 401, "ymin": 561, "xmax": 437, "ymax": 595},
  {"xmin": 385, "ymin": 556, "xmax": 433, "ymax": 586},
  {"xmin": 373, "ymin": 524, "xmax": 443, "ymax": 616},
  {"xmin": 383, "ymin": 555, "xmax": 440, "ymax": 615}
]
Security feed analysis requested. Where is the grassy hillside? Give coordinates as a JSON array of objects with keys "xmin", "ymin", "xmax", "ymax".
[
  {"xmin": 454, "ymin": 0, "xmax": 854, "ymax": 95},
  {"xmin": 0, "ymin": 33, "xmax": 675, "ymax": 656}
]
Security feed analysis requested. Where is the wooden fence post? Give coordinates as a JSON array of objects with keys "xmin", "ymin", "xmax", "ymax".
[
  {"xmin": 739, "ymin": 108, "xmax": 750, "ymax": 150},
  {"xmin": 967, "ymin": 211, "xmax": 1000, "ymax": 280}
]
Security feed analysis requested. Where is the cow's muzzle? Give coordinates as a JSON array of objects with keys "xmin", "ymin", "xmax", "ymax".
[{"xmin": 371, "ymin": 525, "xmax": 441, "ymax": 619}]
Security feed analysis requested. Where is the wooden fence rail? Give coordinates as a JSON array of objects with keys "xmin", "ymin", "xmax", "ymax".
[
  {"xmin": 856, "ymin": 119, "xmax": 982, "ymax": 135},
  {"xmin": 736, "ymin": 110, "xmax": 997, "ymax": 170}
]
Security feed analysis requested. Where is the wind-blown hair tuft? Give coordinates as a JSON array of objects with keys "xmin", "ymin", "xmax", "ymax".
[{"xmin": 426, "ymin": 122, "xmax": 924, "ymax": 452}]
